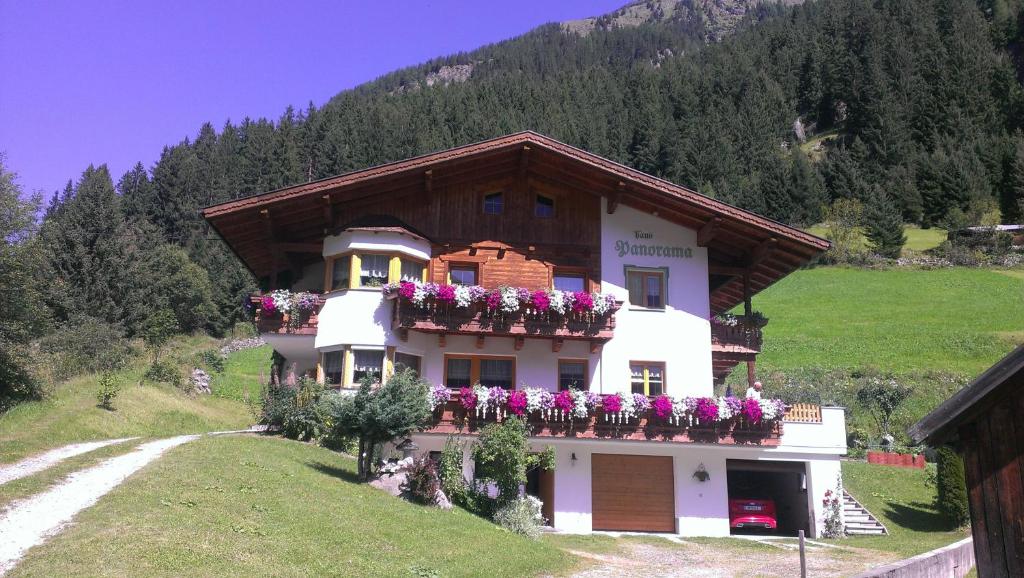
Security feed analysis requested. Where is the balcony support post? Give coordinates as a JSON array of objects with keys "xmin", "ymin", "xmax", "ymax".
[
  {"xmin": 476, "ymin": 335, "xmax": 485, "ymax": 349},
  {"xmin": 746, "ymin": 359, "xmax": 756, "ymax": 388},
  {"xmin": 743, "ymin": 271, "xmax": 752, "ymax": 317}
]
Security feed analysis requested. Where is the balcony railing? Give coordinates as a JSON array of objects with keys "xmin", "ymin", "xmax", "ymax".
[
  {"xmin": 392, "ymin": 297, "xmax": 620, "ymax": 341},
  {"xmin": 422, "ymin": 395, "xmax": 786, "ymax": 446},
  {"xmin": 250, "ymin": 295, "xmax": 325, "ymax": 335},
  {"xmin": 710, "ymin": 317, "xmax": 765, "ymax": 352}
]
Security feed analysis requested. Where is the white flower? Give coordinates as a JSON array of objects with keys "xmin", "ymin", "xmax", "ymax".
[
  {"xmin": 499, "ymin": 286, "xmax": 521, "ymax": 313},
  {"xmin": 717, "ymin": 396, "xmax": 735, "ymax": 420},
  {"xmin": 411, "ymin": 283, "xmax": 428, "ymax": 306},
  {"xmin": 591, "ymin": 293, "xmax": 615, "ymax": 315},
  {"xmin": 760, "ymin": 398, "xmax": 782, "ymax": 421},
  {"xmin": 270, "ymin": 290, "xmax": 293, "ymax": 315},
  {"xmin": 571, "ymin": 389, "xmax": 589, "ymax": 419},
  {"xmin": 454, "ymin": 285, "xmax": 472, "ymax": 308},
  {"xmin": 548, "ymin": 290, "xmax": 567, "ymax": 315}
]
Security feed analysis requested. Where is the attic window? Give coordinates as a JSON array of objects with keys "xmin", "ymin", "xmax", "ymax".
[
  {"xmin": 483, "ymin": 192, "xmax": 504, "ymax": 215},
  {"xmin": 535, "ymin": 194, "xmax": 555, "ymax": 218}
]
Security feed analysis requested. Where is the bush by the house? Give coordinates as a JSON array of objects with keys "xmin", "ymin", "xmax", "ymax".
[
  {"xmin": 144, "ymin": 358, "xmax": 183, "ymax": 388},
  {"xmin": 936, "ymin": 446, "xmax": 970, "ymax": 528},
  {"xmin": 493, "ymin": 496, "xmax": 545, "ymax": 540},
  {"xmin": 95, "ymin": 372, "xmax": 121, "ymax": 410},
  {"xmin": 260, "ymin": 382, "xmax": 297, "ymax": 427},
  {"xmin": 403, "ymin": 456, "xmax": 441, "ymax": 505},
  {"xmin": 472, "ymin": 417, "xmax": 554, "ymax": 507},
  {"xmin": 438, "ymin": 435, "xmax": 490, "ymax": 514},
  {"xmin": 327, "ymin": 368, "xmax": 431, "ymax": 480}
]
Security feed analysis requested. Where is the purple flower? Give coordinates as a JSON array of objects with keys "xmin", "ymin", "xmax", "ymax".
[
  {"xmin": 459, "ymin": 387, "xmax": 476, "ymax": 411},
  {"xmin": 531, "ymin": 290, "xmax": 551, "ymax": 312},
  {"xmin": 486, "ymin": 290, "xmax": 502, "ymax": 310},
  {"xmin": 516, "ymin": 287, "xmax": 531, "ymax": 302},
  {"xmin": 725, "ymin": 396, "xmax": 742, "ymax": 416},
  {"xmin": 695, "ymin": 397, "xmax": 719, "ymax": 422},
  {"xmin": 436, "ymin": 284, "xmax": 455, "ymax": 303},
  {"xmin": 553, "ymin": 390, "xmax": 574, "ymax": 413},
  {"xmin": 260, "ymin": 295, "xmax": 276, "ymax": 314},
  {"xmin": 602, "ymin": 393, "xmax": 622, "ymax": 413},
  {"xmin": 572, "ymin": 291, "xmax": 594, "ymax": 312},
  {"xmin": 398, "ymin": 281, "xmax": 416, "ymax": 300},
  {"xmin": 507, "ymin": 390, "xmax": 527, "ymax": 416},
  {"xmin": 632, "ymin": 393, "xmax": 651, "ymax": 413},
  {"xmin": 652, "ymin": 395, "xmax": 673, "ymax": 419},
  {"xmin": 742, "ymin": 397, "xmax": 763, "ymax": 423}
]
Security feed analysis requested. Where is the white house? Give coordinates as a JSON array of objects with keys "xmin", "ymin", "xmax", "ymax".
[{"xmin": 204, "ymin": 131, "xmax": 845, "ymax": 538}]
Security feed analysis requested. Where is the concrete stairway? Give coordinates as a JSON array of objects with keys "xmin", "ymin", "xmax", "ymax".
[{"xmin": 843, "ymin": 490, "xmax": 888, "ymax": 535}]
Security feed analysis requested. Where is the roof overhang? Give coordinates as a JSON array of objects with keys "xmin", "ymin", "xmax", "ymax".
[
  {"xmin": 909, "ymin": 344, "xmax": 1024, "ymax": 446},
  {"xmin": 203, "ymin": 131, "xmax": 829, "ymax": 312}
]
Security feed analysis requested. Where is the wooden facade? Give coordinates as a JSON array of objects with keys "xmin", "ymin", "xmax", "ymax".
[{"xmin": 910, "ymin": 345, "xmax": 1024, "ymax": 578}]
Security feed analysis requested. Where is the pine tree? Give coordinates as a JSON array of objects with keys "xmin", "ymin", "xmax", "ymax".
[{"xmin": 864, "ymin": 186, "xmax": 907, "ymax": 258}]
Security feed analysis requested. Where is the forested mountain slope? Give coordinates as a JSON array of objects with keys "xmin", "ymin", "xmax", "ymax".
[{"xmin": 19, "ymin": 0, "xmax": 1024, "ymax": 339}]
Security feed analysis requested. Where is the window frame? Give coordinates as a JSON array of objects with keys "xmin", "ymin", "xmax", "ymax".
[
  {"xmin": 320, "ymin": 349, "xmax": 345, "ymax": 387},
  {"xmin": 393, "ymin": 351, "xmax": 422, "ymax": 376},
  {"xmin": 443, "ymin": 354, "xmax": 516, "ymax": 389},
  {"xmin": 552, "ymin": 269, "xmax": 588, "ymax": 293},
  {"xmin": 629, "ymin": 361, "xmax": 666, "ymax": 396},
  {"xmin": 625, "ymin": 266, "xmax": 667, "ymax": 310},
  {"xmin": 483, "ymin": 191, "xmax": 504, "ymax": 215},
  {"xmin": 557, "ymin": 359, "xmax": 588, "ymax": 391},
  {"xmin": 447, "ymin": 263, "xmax": 479, "ymax": 286},
  {"xmin": 324, "ymin": 251, "xmax": 427, "ymax": 292},
  {"xmin": 534, "ymin": 194, "xmax": 556, "ymax": 218}
]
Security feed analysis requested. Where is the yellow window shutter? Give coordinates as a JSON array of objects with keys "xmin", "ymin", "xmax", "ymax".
[
  {"xmin": 388, "ymin": 256, "xmax": 401, "ymax": 284},
  {"xmin": 349, "ymin": 255, "xmax": 361, "ymax": 288}
]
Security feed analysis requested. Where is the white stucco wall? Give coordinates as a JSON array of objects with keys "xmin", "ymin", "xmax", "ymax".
[
  {"xmin": 315, "ymin": 290, "xmax": 394, "ymax": 350},
  {"xmin": 323, "ymin": 229, "xmax": 431, "ymax": 261},
  {"xmin": 600, "ymin": 200, "xmax": 713, "ymax": 397}
]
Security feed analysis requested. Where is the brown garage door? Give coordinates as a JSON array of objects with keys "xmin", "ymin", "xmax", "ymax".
[{"xmin": 592, "ymin": 454, "xmax": 675, "ymax": 532}]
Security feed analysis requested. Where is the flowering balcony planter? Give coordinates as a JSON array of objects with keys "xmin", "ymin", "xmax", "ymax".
[
  {"xmin": 250, "ymin": 294, "xmax": 325, "ymax": 335},
  {"xmin": 424, "ymin": 393, "xmax": 785, "ymax": 447},
  {"xmin": 392, "ymin": 297, "xmax": 620, "ymax": 341},
  {"xmin": 710, "ymin": 318, "xmax": 764, "ymax": 353}
]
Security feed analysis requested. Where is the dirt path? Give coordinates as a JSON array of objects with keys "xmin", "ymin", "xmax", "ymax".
[
  {"xmin": 0, "ymin": 438, "xmax": 139, "ymax": 486},
  {"xmin": 0, "ymin": 435, "xmax": 198, "ymax": 575},
  {"xmin": 567, "ymin": 537, "xmax": 898, "ymax": 577}
]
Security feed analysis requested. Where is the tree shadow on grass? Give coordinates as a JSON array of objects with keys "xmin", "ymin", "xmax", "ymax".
[
  {"xmin": 882, "ymin": 500, "xmax": 955, "ymax": 533},
  {"xmin": 307, "ymin": 460, "xmax": 361, "ymax": 484}
]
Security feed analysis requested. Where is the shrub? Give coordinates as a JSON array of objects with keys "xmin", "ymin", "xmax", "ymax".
[
  {"xmin": 144, "ymin": 359, "xmax": 182, "ymax": 388},
  {"xmin": 37, "ymin": 315, "xmax": 133, "ymax": 381},
  {"xmin": 493, "ymin": 496, "xmax": 545, "ymax": 539},
  {"xmin": 936, "ymin": 446, "xmax": 969, "ymax": 528},
  {"xmin": 261, "ymin": 383, "xmax": 297, "ymax": 427},
  {"xmin": 95, "ymin": 372, "xmax": 121, "ymax": 410},
  {"xmin": 403, "ymin": 456, "xmax": 441, "ymax": 505},
  {"xmin": 197, "ymin": 349, "xmax": 225, "ymax": 373},
  {"xmin": 282, "ymin": 402, "xmax": 327, "ymax": 441},
  {"xmin": 472, "ymin": 417, "xmax": 554, "ymax": 507},
  {"xmin": 142, "ymin": 309, "xmax": 178, "ymax": 364}
]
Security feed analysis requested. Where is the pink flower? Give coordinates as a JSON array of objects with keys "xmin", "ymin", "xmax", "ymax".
[
  {"xmin": 486, "ymin": 290, "xmax": 502, "ymax": 310},
  {"xmin": 436, "ymin": 284, "xmax": 455, "ymax": 303},
  {"xmin": 695, "ymin": 397, "xmax": 719, "ymax": 422},
  {"xmin": 507, "ymin": 390, "xmax": 528, "ymax": 416},
  {"xmin": 652, "ymin": 395, "xmax": 673, "ymax": 419},
  {"xmin": 398, "ymin": 281, "xmax": 416, "ymax": 300},
  {"xmin": 459, "ymin": 387, "xmax": 476, "ymax": 411},
  {"xmin": 743, "ymin": 397, "xmax": 763, "ymax": 423},
  {"xmin": 553, "ymin": 390, "xmax": 574, "ymax": 413},
  {"xmin": 572, "ymin": 291, "xmax": 594, "ymax": 312},
  {"xmin": 602, "ymin": 393, "xmax": 622, "ymax": 413},
  {"xmin": 531, "ymin": 290, "xmax": 551, "ymax": 312},
  {"xmin": 260, "ymin": 295, "xmax": 276, "ymax": 314}
]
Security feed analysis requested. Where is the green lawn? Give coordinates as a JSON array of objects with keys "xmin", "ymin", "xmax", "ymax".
[
  {"xmin": 753, "ymin": 267, "xmax": 1024, "ymax": 377},
  {"xmin": 804, "ymin": 225, "xmax": 946, "ymax": 255},
  {"xmin": 8, "ymin": 435, "xmax": 575, "ymax": 578},
  {"xmin": 839, "ymin": 461, "xmax": 968, "ymax": 557},
  {"xmin": 0, "ymin": 336, "xmax": 257, "ymax": 463},
  {"xmin": 212, "ymin": 344, "xmax": 271, "ymax": 403}
]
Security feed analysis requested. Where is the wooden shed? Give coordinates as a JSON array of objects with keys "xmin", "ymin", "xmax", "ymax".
[{"xmin": 908, "ymin": 344, "xmax": 1024, "ymax": 578}]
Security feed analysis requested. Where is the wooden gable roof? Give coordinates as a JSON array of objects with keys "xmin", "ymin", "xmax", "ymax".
[{"xmin": 202, "ymin": 131, "xmax": 829, "ymax": 313}]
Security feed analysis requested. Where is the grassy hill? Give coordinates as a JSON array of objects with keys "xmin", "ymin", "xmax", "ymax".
[
  {"xmin": 803, "ymin": 225, "xmax": 948, "ymax": 255},
  {"xmin": 0, "ymin": 336, "xmax": 267, "ymax": 463},
  {"xmin": 7, "ymin": 435, "xmax": 574, "ymax": 578}
]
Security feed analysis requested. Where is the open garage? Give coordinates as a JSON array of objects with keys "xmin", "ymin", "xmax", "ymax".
[{"xmin": 726, "ymin": 459, "xmax": 810, "ymax": 536}]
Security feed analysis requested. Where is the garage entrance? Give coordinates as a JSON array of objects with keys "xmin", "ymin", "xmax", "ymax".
[
  {"xmin": 726, "ymin": 459, "xmax": 810, "ymax": 536},
  {"xmin": 591, "ymin": 454, "xmax": 675, "ymax": 532}
]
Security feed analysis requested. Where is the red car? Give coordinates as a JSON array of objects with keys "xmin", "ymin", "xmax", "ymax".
[{"xmin": 729, "ymin": 498, "xmax": 777, "ymax": 530}]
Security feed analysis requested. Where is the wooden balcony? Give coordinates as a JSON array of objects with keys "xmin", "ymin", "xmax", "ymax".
[
  {"xmin": 392, "ymin": 297, "xmax": 620, "ymax": 347},
  {"xmin": 710, "ymin": 319, "xmax": 764, "ymax": 354},
  {"xmin": 250, "ymin": 295, "xmax": 325, "ymax": 335},
  {"xmin": 422, "ymin": 396, "xmax": 786, "ymax": 446}
]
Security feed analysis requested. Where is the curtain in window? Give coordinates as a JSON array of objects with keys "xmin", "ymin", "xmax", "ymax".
[
  {"xmin": 479, "ymin": 359, "xmax": 513, "ymax": 388},
  {"xmin": 394, "ymin": 352, "xmax": 421, "ymax": 374},
  {"xmin": 331, "ymin": 256, "xmax": 351, "ymax": 290},
  {"xmin": 352, "ymin": 350, "xmax": 383, "ymax": 382},
  {"xmin": 558, "ymin": 362, "xmax": 585, "ymax": 390},
  {"xmin": 446, "ymin": 358, "xmax": 472, "ymax": 388},
  {"xmin": 627, "ymin": 272, "xmax": 644, "ymax": 306},
  {"xmin": 323, "ymin": 351, "xmax": 343, "ymax": 385},
  {"xmin": 630, "ymin": 364, "xmax": 645, "ymax": 394},
  {"xmin": 400, "ymin": 259, "xmax": 422, "ymax": 282},
  {"xmin": 360, "ymin": 255, "xmax": 389, "ymax": 285}
]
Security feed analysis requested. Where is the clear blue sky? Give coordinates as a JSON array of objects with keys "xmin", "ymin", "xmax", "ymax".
[{"xmin": 0, "ymin": 0, "xmax": 625, "ymax": 197}]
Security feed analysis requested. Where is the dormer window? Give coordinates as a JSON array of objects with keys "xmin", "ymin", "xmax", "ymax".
[
  {"xmin": 535, "ymin": 194, "xmax": 555, "ymax": 218},
  {"xmin": 483, "ymin": 192, "xmax": 504, "ymax": 215}
]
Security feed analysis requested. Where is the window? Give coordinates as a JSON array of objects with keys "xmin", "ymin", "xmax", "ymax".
[
  {"xmin": 352, "ymin": 349, "xmax": 384, "ymax": 383},
  {"xmin": 479, "ymin": 358, "xmax": 514, "ymax": 388},
  {"xmin": 535, "ymin": 194, "xmax": 555, "ymax": 218},
  {"xmin": 553, "ymin": 272, "xmax": 586, "ymax": 292},
  {"xmin": 558, "ymin": 360, "xmax": 587, "ymax": 391},
  {"xmin": 626, "ymin": 268, "xmax": 665, "ymax": 309},
  {"xmin": 322, "ymin": 350, "xmax": 344, "ymax": 386},
  {"xmin": 359, "ymin": 254, "xmax": 390, "ymax": 287},
  {"xmin": 445, "ymin": 357, "xmax": 472, "ymax": 388},
  {"xmin": 445, "ymin": 355, "xmax": 515, "ymax": 389},
  {"xmin": 483, "ymin": 192, "xmax": 504, "ymax": 215},
  {"xmin": 449, "ymin": 264, "xmax": 477, "ymax": 286},
  {"xmin": 394, "ymin": 352, "xmax": 421, "ymax": 375},
  {"xmin": 630, "ymin": 362, "xmax": 664, "ymax": 396},
  {"xmin": 400, "ymin": 258, "xmax": 424, "ymax": 282},
  {"xmin": 330, "ymin": 255, "xmax": 351, "ymax": 291}
]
